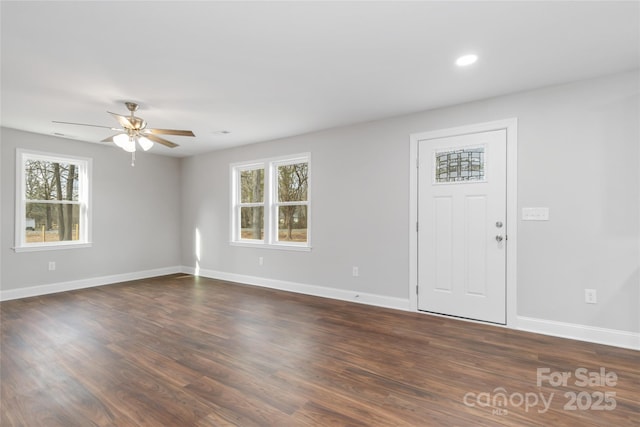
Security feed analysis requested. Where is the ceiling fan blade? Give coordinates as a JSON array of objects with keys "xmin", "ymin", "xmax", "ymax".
[
  {"xmin": 108, "ymin": 111, "xmax": 136, "ymax": 129},
  {"xmin": 144, "ymin": 133, "xmax": 179, "ymax": 148},
  {"xmin": 53, "ymin": 120, "xmax": 119, "ymax": 130},
  {"xmin": 144, "ymin": 128, "xmax": 195, "ymax": 137}
]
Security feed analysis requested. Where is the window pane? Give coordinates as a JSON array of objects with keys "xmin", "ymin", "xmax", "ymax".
[
  {"xmin": 25, "ymin": 160, "xmax": 79, "ymax": 201},
  {"xmin": 25, "ymin": 202, "xmax": 80, "ymax": 243},
  {"xmin": 277, "ymin": 205, "xmax": 307, "ymax": 242},
  {"xmin": 278, "ymin": 163, "xmax": 308, "ymax": 202},
  {"xmin": 240, "ymin": 169, "xmax": 264, "ymax": 203},
  {"xmin": 240, "ymin": 206, "xmax": 264, "ymax": 240},
  {"xmin": 435, "ymin": 147, "xmax": 485, "ymax": 183}
]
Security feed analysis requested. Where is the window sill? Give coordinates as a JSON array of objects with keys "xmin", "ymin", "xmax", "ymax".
[
  {"xmin": 14, "ymin": 242, "xmax": 93, "ymax": 253},
  {"xmin": 230, "ymin": 241, "xmax": 312, "ymax": 252}
]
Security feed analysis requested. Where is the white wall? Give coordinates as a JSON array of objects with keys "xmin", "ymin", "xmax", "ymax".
[
  {"xmin": 0, "ymin": 128, "xmax": 182, "ymax": 294},
  {"xmin": 181, "ymin": 70, "xmax": 639, "ymax": 334}
]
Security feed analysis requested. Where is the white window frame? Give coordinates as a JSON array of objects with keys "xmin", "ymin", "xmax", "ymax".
[
  {"xmin": 230, "ymin": 153, "xmax": 311, "ymax": 251},
  {"xmin": 15, "ymin": 149, "xmax": 92, "ymax": 252}
]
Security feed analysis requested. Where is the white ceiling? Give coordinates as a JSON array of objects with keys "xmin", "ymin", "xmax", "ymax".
[{"xmin": 1, "ymin": 1, "xmax": 639, "ymax": 157}]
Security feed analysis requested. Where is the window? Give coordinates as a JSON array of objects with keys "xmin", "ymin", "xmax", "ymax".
[
  {"xmin": 231, "ymin": 154, "xmax": 310, "ymax": 250},
  {"xmin": 238, "ymin": 166, "xmax": 265, "ymax": 241},
  {"xmin": 434, "ymin": 146, "xmax": 485, "ymax": 183},
  {"xmin": 15, "ymin": 149, "xmax": 92, "ymax": 251}
]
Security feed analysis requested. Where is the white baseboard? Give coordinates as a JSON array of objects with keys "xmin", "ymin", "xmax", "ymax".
[
  {"xmin": 517, "ymin": 316, "xmax": 639, "ymax": 351},
  {"xmin": 182, "ymin": 266, "xmax": 412, "ymax": 312},
  {"xmin": 0, "ymin": 266, "xmax": 183, "ymax": 301}
]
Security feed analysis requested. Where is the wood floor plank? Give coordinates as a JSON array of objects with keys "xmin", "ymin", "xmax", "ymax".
[{"xmin": 1, "ymin": 274, "xmax": 638, "ymax": 426}]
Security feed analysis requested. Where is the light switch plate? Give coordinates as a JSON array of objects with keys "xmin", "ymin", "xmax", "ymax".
[{"xmin": 522, "ymin": 207, "xmax": 549, "ymax": 221}]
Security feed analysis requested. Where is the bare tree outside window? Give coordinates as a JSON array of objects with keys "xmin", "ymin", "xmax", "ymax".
[
  {"xmin": 24, "ymin": 159, "xmax": 80, "ymax": 243},
  {"xmin": 239, "ymin": 168, "xmax": 264, "ymax": 240},
  {"xmin": 277, "ymin": 163, "xmax": 308, "ymax": 242}
]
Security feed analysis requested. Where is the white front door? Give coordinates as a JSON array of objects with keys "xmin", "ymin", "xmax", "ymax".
[{"xmin": 418, "ymin": 130, "xmax": 507, "ymax": 324}]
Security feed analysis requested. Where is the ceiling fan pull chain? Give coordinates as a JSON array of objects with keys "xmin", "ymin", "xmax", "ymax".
[{"xmin": 131, "ymin": 151, "xmax": 136, "ymax": 167}]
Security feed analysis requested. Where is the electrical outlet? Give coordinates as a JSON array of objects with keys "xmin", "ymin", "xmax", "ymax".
[
  {"xmin": 352, "ymin": 266, "xmax": 359, "ymax": 277},
  {"xmin": 585, "ymin": 289, "xmax": 597, "ymax": 304},
  {"xmin": 48, "ymin": 261, "xmax": 56, "ymax": 271},
  {"xmin": 258, "ymin": 256, "xmax": 264, "ymax": 266}
]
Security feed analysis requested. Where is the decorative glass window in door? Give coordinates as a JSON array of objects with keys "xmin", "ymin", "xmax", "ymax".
[{"xmin": 434, "ymin": 146, "xmax": 485, "ymax": 183}]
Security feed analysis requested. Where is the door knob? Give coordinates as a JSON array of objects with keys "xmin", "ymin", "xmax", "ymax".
[{"xmin": 495, "ymin": 235, "xmax": 504, "ymax": 242}]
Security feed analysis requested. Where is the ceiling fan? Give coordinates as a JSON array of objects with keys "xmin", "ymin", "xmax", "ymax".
[{"xmin": 53, "ymin": 101, "xmax": 195, "ymax": 157}]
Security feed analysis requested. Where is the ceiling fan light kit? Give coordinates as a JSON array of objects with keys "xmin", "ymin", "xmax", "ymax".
[
  {"xmin": 113, "ymin": 134, "xmax": 137, "ymax": 152},
  {"xmin": 53, "ymin": 101, "xmax": 195, "ymax": 166}
]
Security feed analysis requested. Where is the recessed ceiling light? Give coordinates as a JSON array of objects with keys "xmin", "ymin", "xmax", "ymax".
[{"xmin": 456, "ymin": 54, "xmax": 478, "ymax": 67}]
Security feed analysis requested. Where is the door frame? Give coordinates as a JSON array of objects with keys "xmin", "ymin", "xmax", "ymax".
[{"xmin": 409, "ymin": 118, "xmax": 518, "ymax": 327}]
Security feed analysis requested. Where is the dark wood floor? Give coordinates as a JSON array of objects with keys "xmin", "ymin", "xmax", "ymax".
[{"xmin": 1, "ymin": 274, "xmax": 638, "ymax": 426}]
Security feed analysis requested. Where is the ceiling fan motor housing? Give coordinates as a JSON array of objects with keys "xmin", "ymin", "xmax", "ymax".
[
  {"xmin": 123, "ymin": 102, "xmax": 146, "ymax": 130},
  {"xmin": 129, "ymin": 117, "xmax": 146, "ymax": 130}
]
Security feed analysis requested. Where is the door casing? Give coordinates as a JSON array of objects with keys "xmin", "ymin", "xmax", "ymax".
[{"xmin": 409, "ymin": 118, "xmax": 518, "ymax": 327}]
